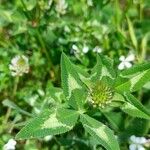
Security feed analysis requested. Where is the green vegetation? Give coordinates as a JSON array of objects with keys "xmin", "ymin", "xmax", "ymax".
[{"xmin": 0, "ymin": 0, "xmax": 150, "ymax": 149}]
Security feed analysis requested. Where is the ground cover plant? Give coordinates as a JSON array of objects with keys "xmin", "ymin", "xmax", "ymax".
[{"xmin": 0, "ymin": 0, "xmax": 150, "ymax": 150}]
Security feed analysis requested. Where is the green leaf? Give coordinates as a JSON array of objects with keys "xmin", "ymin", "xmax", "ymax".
[
  {"xmin": 2, "ymin": 99, "xmax": 32, "ymax": 117},
  {"xmin": 90, "ymin": 55, "xmax": 102, "ymax": 81},
  {"xmin": 23, "ymin": 0, "xmax": 37, "ymax": 11},
  {"xmin": 46, "ymin": 87, "xmax": 65, "ymax": 103},
  {"xmin": 68, "ymin": 89, "xmax": 88, "ymax": 110},
  {"xmin": 122, "ymin": 102, "xmax": 150, "ymax": 119},
  {"xmin": 120, "ymin": 118, "xmax": 149, "ymax": 138},
  {"xmin": 56, "ymin": 108, "xmax": 79, "ymax": 126},
  {"xmin": 91, "ymin": 55, "xmax": 116, "ymax": 82},
  {"xmin": 16, "ymin": 108, "xmax": 78, "ymax": 139},
  {"xmin": 141, "ymin": 33, "xmax": 150, "ymax": 61},
  {"xmin": 12, "ymin": 23, "xmax": 27, "ymax": 35},
  {"xmin": 61, "ymin": 53, "xmax": 84, "ymax": 99},
  {"xmin": 0, "ymin": 9, "xmax": 13, "ymax": 25},
  {"xmin": 73, "ymin": 64, "xmax": 90, "ymax": 80},
  {"xmin": 108, "ymin": 92, "xmax": 125, "ymax": 107},
  {"xmin": 80, "ymin": 114, "xmax": 120, "ymax": 150},
  {"xmin": 121, "ymin": 93, "xmax": 150, "ymax": 119},
  {"xmin": 112, "ymin": 92, "xmax": 125, "ymax": 102},
  {"xmin": 72, "ymin": 64, "xmax": 91, "ymax": 90},
  {"xmin": 101, "ymin": 111, "xmax": 123, "ymax": 131},
  {"xmin": 143, "ymin": 81, "xmax": 150, "ymax": 89},
  {"xmin": 119, "ymin": 62, "xmax": 150, "ymax": 77},
  {"xmin": 115, "ymin": 63, "xmax": 150, "ymax": 92},
  {"xmin": 126, "ymin": 16, "xmax": 137, "ymax": 49}
]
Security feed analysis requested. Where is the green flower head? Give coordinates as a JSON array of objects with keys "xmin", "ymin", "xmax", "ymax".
[{"xmin": 89, "ymin": 81, "xmax": 114, "ymax": 108}]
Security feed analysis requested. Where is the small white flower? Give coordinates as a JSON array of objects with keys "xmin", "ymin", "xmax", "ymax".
[
  {"xmin": 87, "ymin": 0, "xmax": 93, "ymax": 6},
  {"xmin": 9, "ymin": 55, "xmax": 29, "ymax": 76},
  {"xmin": 29, "ymin": 94, "xmax": 39, "ymax": 106},
  {"xmin": 93, "ymin": 46, "xmax": 102, "ymax": 53},
  {"xmin": 3, "ymin": 139, "xmax": 16, "ymax": 150},
  {"xmin": 118, "ymin": 53, "xmax": 135, "ymax": 70},
  {"xmin": 72, "ymin": 44, "xmax": 78, "ymax": 51},
  {"xmin": 64, "ymin": 25, "xmax": 71, "ymax": 33},
  {"xmin": 70, "ymin": 44, "xmax": 80, "ymax": 54},
  {"xmin": 130, "ymin": 135, "xmax": 147, "ymax": 145},
  {"xmin": 129, "ymin": 144, "xmax": 145, "ymax": 150},
  {"xmin": 55, "ymin": 0, "xmax": 68, "ymax": 15},
  {"xmin": 129, "ymin": 135, "xmax": 147, "ymax": 150},
  {"xmin": 44, "ymin": 135, "xmax": 53, "ymax": 142},
  {"xmin": 82, "ymin": 45, "xmax": 89, "ymax": 54}
]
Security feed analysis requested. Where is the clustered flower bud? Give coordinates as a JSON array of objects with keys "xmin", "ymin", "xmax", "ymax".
[{"xmin": 89, "ymin": 81, "xmax": 114, "ymax": 108}]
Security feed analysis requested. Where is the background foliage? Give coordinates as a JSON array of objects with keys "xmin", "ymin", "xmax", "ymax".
[{"xmin": 0, "ymin": 0, "xmax": 150, "ymax": 149}]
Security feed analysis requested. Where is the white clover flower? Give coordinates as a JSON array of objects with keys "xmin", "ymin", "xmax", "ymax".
[
  {"xmin": 129, "ymin": 135, "xmax": 147, "ymax": 150},
  {"xmin": 87, "ymin": 0, "xmax": 93, "ymax": 6},
  {"xmin": 118, "ymin": 53, "xmax": 135, "ymax": 70},
  {"xmin": 55, "ymin": 0, "xmax": 68, "ymax": 15},
  {"xmin": 82, "ymin": 45, "xmax": 89, "ymax": 54},
  {"xmin": 93, "ymin": 46, "xmax": 102, "ymax": 53},
  {"xmin": 3, "ymin": 139, "xmax": 16, "ymax": 150},
  {"xmin": 9, "ymin": 55, "xmax": 29, "ymax": 76}
]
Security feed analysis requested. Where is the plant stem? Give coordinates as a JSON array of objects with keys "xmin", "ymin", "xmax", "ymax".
[
  {"xmin": 115, "ymin": 0, "xmax": 121, "ymax": 31},
  {"xmin": 20, "ymin": 0, "xmax": 32, "ymax": 19},
  {"xmin": 20, "ymin": 0, "xmax": 55, "ymax": 78},
  {"xmin": 35, "ymin": 30, "xmax": 54, "ymax": 70},
  {"xmin": 3, "ymin": 77, "xmax": 19, "ymax": 125},
  {"xmin": 139, "ymin": 2, "xmax": 143, "ymax": 21}
]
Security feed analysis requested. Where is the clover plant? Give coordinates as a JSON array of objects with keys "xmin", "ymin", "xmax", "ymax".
[{"xmin": 16, "ymin": 53, "xmax": 150, "ymax": 150}]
